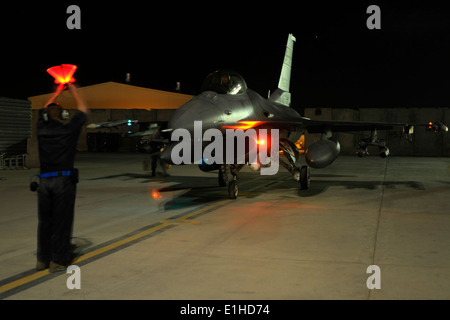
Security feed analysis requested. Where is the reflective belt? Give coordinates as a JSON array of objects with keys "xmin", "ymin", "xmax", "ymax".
[{"xmin": 39, "ymin": 170, "xmax": 72, "ymax": 179}]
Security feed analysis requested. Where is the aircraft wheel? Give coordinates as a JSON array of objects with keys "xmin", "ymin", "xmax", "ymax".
[
  {"xmin": 300, "ymin": 165, "xmax": 310, "ymax": 190},
  {"xmin": 228, "ymin": 180, "xmax": 238, "ymax": 199}
]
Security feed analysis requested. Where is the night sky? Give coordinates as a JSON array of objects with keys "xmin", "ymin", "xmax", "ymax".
[{"xmin": 1, "ymin": 1, "xmax": 449, "ymax": 111}]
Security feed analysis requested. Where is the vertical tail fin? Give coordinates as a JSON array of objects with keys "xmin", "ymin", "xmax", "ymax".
[{"xmin": 269, "ymin": 33, "xmax": 296, "ymax": 107}]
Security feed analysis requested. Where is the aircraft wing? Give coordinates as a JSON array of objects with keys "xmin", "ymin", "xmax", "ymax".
[
  {"xmin": 253, "ymin": 118, "xmax": 447, "ymax": 134},
  {"xmin": 246, "ymin": 118, "xmax": 447, "ymax": 170},
  {"xmin": 130, "ymin": 129, "xmax": 156, "ymax": 137},
  {"xmin": 86, "ymin": 119, "xmax": 138, "ymax": 129},
  {"xmin": 301, "ymin": 119, "xmax": 408, "ymax": 134}
]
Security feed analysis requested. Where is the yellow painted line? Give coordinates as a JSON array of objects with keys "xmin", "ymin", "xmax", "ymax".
[
  {"xmin": 0, "ymin": 199, "xmax": 231, "ymax": 297},
  {"xmin": 0, "ymin": 270, "xmax": 50, "ymax": 295},
  {"xmin": 71, "ymin": 223, "xmax": 170, "ymax": 264}
]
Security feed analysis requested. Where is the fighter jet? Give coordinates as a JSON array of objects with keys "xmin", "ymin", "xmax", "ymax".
[{"xmin": 156, "ymin": 33, "xmax": 448, "ymax": 199}]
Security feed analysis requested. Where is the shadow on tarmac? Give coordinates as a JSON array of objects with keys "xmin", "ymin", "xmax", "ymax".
[
  {"xmin": 88, "ymin": 171, "xmax": 425, "ymax": 202},
  {"xmin": 298, "ymin": 179, "xmax": 426, "ymax": 197}
]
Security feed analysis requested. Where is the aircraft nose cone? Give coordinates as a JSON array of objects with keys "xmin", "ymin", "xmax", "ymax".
[{"xmin": 168, "ymin": 98, "xmax": 221, "ymax": 132}]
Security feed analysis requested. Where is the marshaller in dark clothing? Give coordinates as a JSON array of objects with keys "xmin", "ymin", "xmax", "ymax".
[{"xmin": 35, "ymin": 83, "xmax": 88, "ymax": 272}]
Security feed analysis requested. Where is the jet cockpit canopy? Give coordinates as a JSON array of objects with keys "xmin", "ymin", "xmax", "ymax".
[{"xmin": 200, "ymin": 70, "xmax": 247, "ymax": 95}]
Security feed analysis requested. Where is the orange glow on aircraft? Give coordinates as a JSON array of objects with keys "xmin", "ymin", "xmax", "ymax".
[{"xmin": 222, "ymin": 121, "xmax": 263, "ymax": 130}]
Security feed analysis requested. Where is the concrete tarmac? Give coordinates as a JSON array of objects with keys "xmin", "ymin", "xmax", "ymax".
[{"xmin": 0, "ymin": 153, "xmax": 449, "ymax": 300}]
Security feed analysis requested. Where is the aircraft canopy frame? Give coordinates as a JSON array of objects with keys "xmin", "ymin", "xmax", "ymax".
[{"xmin": 201, "ymin": 70, "xmax": 247, "ymax": 95}]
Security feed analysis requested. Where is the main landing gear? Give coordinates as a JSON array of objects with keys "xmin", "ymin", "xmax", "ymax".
[
  {"xmin": 299, "ymin": 165, "xmax": 310, "ymax": 190},
  {"xmin": 281, "ymin": 161, "xmax": 310, "ymax": 191},
  {"xmin": 218, "ymin": 155, "xmax": 310, "ymax": 200},
  {"xmin": 279, "ymin": 139, "xmax": 310, "ymax": 191}
]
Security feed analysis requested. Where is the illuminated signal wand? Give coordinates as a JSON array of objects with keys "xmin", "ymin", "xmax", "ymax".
[
  {"xmin": 43, "ymin": 64, "xmax": 77, "ymax": 108},
  {"xmin": 47, "ymin": 64, "xmax": 77, "ymax": 85}
]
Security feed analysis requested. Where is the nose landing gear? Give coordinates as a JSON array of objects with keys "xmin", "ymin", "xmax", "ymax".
[
  {"xmin": 227, "ymin": 180, "xmax": 238, "ymax": 199},
  {"xmin": 219, "ymin": 164, "xmax": 244, "ymax": 199}
]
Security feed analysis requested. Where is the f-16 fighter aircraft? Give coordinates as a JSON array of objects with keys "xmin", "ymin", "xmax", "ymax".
[
  {"xmin": 156, "ymin": 33, "xmax": 447, "ymax": 199},
  {"xmin": 89, "ymin": 34, "xmax": 447, "ymax": 198}
]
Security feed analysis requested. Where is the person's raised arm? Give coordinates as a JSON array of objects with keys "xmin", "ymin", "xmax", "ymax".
[
  {"xmin": 43, "ymin": 83, "xmax": 65, "ymax": 108},
  {"xmin": 67, "ymin": 83, "xmax": 88, "ymax": 113}
]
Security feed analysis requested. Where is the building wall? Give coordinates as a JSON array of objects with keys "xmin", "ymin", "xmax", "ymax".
[
  {"xmin": 0, "ymin": 98, "xmax": 31, "ymax": 155},
  {"xmin": 304, "ymin": 107, "xmax": 450, "ymax": 157}
]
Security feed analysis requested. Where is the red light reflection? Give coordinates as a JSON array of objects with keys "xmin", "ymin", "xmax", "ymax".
[{"xmin": 151, "ymin": 189, "xmax": 163, "ymax": 200}]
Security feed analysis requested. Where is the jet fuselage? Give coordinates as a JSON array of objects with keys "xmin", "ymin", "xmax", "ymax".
[{"xmin": 168, "ymin": 88, "xmax": 305, "ymax": 145}]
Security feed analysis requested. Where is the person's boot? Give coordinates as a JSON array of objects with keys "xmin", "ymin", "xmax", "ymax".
[
  {"xmin": 49, "ymin": 261, "xmax": 67, "ymax": 273},
  {"xmin": 36, "ymin": 260, "xmax": 49, "ymax": 271}
]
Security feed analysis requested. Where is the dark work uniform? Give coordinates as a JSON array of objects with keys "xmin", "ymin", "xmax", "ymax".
[
  {"xmin": 36, "ymin": 109, "xmax": 87, "ymax": 265},
  {"xmin": 150, "ymin": 138, "xmax": 166, "ymax": 176}
]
